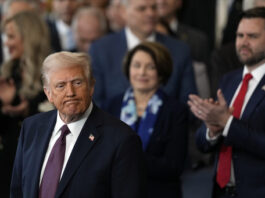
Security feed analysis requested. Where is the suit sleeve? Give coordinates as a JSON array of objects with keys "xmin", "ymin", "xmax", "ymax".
[
  {"xmin": 10, "ymin": 123, "xmax": 24, "ymax": 198},
  {"xmin": 111, "ymin": 133, "xmax": 147, "ymax": 198},
  {"xmin": 196, "ymin": 123, "xmax": 221, "ymax": 153}
]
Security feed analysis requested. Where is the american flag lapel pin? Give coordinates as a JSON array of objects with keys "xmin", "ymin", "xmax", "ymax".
[
  {"xmin": 262, "ymin": 85, "xmax": 265, "ymax": 91},
  {"xmin": 89, "ymin": 134, "xmax": 95, "ymax": 141}
]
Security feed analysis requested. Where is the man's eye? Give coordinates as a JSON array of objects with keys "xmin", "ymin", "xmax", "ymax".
[
  {"xmin": 56, "ymin": 83, "xmax": 64, "ymax": 89},
  {"xmin": 73, "ymin": 80, "xmax": 82, "ymax": 86},
  {"xmin": 249, "ymin": 34, "xmax": 258, "ymax": 39}
]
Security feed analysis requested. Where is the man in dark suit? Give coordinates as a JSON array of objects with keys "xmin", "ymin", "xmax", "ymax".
[
  {"xmin": 10, "ymin": 52, "xmax": 146, "ymax": 198},
  {"xmin": 188, "ymin": 7, "xmax": 265, "ymax": 198},
  {"xmin": 46, "ymin": 0, "xmax": 79, "ymax": 52},
  {"xmin": 89, "ymin": 0, "xmax": 197, "ymax": 107}
]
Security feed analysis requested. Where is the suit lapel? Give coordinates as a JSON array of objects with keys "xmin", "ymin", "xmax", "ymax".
[
  {"xmin": 31, "ymin": 111, "xmax": 57, "ymax": 197},
  {"xmin": 118, "ymin": 29, "xmax": 128, "ymax": 52},
  {"xmin": 241, "ymin": 75, "xmax": 265, "ymax": 120},
  {"xmin": 224, "ymin": 71, "xmax": 243, "ymax": 105},
  {"xmin": 55, "ymin": 105, "xmax": 102, "ymax": 198}
]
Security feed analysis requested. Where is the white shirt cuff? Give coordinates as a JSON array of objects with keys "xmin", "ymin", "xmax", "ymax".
[{"xmin": 222, "ymin": 115, "xmax": 234, "ymax": 137}]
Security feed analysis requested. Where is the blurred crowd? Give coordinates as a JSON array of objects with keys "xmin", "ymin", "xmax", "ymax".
[{"xmin": 0, "ymin": 0, "xmax": 264, "ymax": 197}]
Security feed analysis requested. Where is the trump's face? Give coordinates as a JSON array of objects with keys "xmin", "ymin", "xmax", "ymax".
[{"xmin": 44, "ymin": 65, "xmax": 94, "ymax": 123}]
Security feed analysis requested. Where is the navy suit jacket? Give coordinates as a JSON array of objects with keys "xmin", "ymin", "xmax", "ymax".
[
  {"xmin": 89, "ymin": 29, "xmax": 197, "ymax": 107},
  {"xmin": 11, "ymin": 104, "xmax": 146, "ymax": 198},
  {"xmin": 105, "ymin": 94, "xmax": 188, "ymax": 198},
  {"xmin": 196, "ymin": 69, "xmax": 265, "ymax": 198},
  {"xmin": 45, "ymin": 17, "xmax": 62, "ymax": 53}
]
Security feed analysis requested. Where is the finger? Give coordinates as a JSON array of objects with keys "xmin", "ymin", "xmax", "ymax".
[
  {"xmin": 189, "ymin": 94, "xmax": 206, "ymax": 108},
  {"xmin": 189, "ymin": 105, "xmax": 207, "ymax": 120},
  {"xmin": 208, "ymin": 98, "xmax": 215, "ymax": 103},
  {"xmin": 217, "ymin": 89, "xmax": 227, "ymax": 106}
]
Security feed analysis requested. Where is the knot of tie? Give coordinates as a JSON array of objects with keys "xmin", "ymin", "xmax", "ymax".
[
  {"xmin": 243, "ymin": 73, "xmax": 253, "ymax": 83},
  {"xmin": 61, "ymin": 125, "xmax": 70, "ymax": 136}
]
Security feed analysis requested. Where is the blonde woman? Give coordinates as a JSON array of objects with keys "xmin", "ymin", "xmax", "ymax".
[
  {"xmin": 0, "ymin": 10, "xmax": 51, "ymax": 116},
  {"xmin": 0, "ymin": 11, "xmax": 51, "ymax": 196}
]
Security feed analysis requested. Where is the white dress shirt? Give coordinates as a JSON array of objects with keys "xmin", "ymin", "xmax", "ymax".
[
  {"xmin": 55, "ymin": 19, "xmax": 76, "ymax": 51},
  {"xmin": 125, "ymin": 27, "xmax": 155, "ymax": 50},
  {"xmin": 39, "ymin": 102, "xmax": 93, "ymax": 185}
]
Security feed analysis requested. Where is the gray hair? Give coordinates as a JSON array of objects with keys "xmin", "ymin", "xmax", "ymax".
[
  {"xmin": 72, "ymin": 6, "xmax": 107, "ymax": 34},
  {"xmin": 42, "ymin": 51, "xmax": 95, "ymax": 89},
  {"xmin": 2, "ymin": 0, "xmax": 39, "ymax": 17}
]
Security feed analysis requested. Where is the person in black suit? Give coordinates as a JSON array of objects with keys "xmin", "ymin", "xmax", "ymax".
[
  {"xmin": 188, "ymin": 7, "xmax": 265, "ymax": 198},
  {"xmin": 10, "ymin": 51, "xmax": 146, "ymax": 198},
  {"xmin": 105, "ymin": 41, "xmax": 189, "ymax": 198},
  {"xmin": 46, "ymin": 0, "xmax": 80, "ymax": 52}
]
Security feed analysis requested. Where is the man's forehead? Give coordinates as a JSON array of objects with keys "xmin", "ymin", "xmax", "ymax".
[
  {"xmin": 237, "ymin": 18, "xmax": 265, "ymax": 31},
  {"xmin": 128, "ymin": 0, "xmax": 156, "ymax": 6}
]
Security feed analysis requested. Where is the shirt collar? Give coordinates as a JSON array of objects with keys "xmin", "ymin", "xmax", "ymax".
[
  {"xmin": 169, "ymin": 18, "xmax": 178, "ymax": 32},
  {"xmin": 125, "ymin": 27, "xmax": 155, "ymax": 50},
  {"xmin": 55, "ymin": 19, "xmax": 71, "ymax": 34},
  {"xmin": 243, "ymin": 62, "xmax": 265, "ymax": 83},
  {"xmin": 54, "ymin": 102, "xmax": 93, "ymax": 138}
]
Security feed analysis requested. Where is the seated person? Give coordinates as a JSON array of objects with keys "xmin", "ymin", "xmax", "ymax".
[{"xmin": 105, "ymin": 41, "xmax": 189, "ymax": 198}]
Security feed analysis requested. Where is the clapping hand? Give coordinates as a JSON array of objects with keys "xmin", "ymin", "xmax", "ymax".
[{"xmin": 188, "ymin": 89, "xmax": 233, "ymax": 137}]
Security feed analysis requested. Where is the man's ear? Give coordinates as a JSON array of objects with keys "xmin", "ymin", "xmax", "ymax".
[{"xmin": 44, "ymin": 87, "xmax": 53, "ymax": 103}]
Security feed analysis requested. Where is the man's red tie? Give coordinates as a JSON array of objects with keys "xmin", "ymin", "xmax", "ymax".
[
  {"xmin": 216, "ymin": 73, "xmax": 253, "ymax": 188},
  {"xmin": 39, "ymin": 125, "xmax": 70, "ymax": 198}
]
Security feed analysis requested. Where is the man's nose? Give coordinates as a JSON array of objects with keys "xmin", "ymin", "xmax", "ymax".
[{"xmin": 66, "ymin": 83, "xmax": 75, "ymax": 96}]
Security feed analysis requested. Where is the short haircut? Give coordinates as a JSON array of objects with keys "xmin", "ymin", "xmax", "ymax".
[
  {"xmin": 240, "ymin": 7, "xmax": 265, "ymax": 20},
  {"xmin": 123, "ymin": 41, "xmax": 173, "ymax": 85},
  {"xmin": 72, "ymin": 6, "xmax": 107, "ymax": 34},
  {"xmin": 42, "ymin": 51, "xmax": 95, "ymax": 88}
]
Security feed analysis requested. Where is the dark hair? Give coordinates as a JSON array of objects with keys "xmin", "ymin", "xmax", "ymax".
[
  {"xmin": 240, "ymin": 7, "xmax": 265, "ymax": 20},
  {"xmin": 123, "ymin": 41, "xmax": 173, "ymax": 85}
]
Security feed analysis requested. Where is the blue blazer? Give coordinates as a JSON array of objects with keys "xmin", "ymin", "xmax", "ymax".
[
  {"xmin": 196, "ymin": 69, "xmax": 265, "ymax": 198},
  {"xmin": 45, "ymin": 17, "xmax": 62, "ymax": 53},
  {"xmin": 11, "ymin": 105, "xmax": 146, "ymax": 198},
  {"xmin": 89, "ymin": 29, "xmax": 197, "ymax": 107},
  {"xmin": 105, "ymin": 93, "xmax": 189, "ymax": 198}
]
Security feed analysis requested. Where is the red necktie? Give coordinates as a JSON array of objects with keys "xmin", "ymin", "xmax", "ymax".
[
  {"xmin": 216, "ymin": 73, "xmax": 253, "ymax": 188},
  {"xmin": 39, "ymin": 125, "xmax": 70, "ymax": 198}
]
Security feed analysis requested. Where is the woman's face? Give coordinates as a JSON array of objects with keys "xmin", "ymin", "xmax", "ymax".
[
  {"xmin": 4, "ymin": 21, "xmax": 24, "ymax": 59},
  {"xmin": 129, "ymin": 50, "xmax": 160, "ymax": 93}
]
